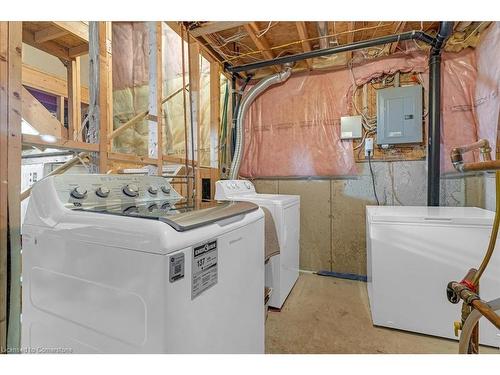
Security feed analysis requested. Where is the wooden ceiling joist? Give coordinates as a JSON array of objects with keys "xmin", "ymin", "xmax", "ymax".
[
  {"xmin": 51, "ymin": 21, "xmax": 89, "ymax": 43},
  {"xmin": 244, "ymin": 22, "xmax": 275, "ymax": 61},
  {"xmin": 389, "ymin": 22, "xmax": 407, "ymax": 53},
  {"xmin": 190, "ymin": 21, "xmax": 250, "ymax": 37},
  {"xmin": 23, "ymin": 22, "xmax": 89, "ymax": 62},
  {"xmin": 23, "ymin": 28, "xmax": 70, "ymax": 61},
  {"xmin": 69, "ymin": 43, "xmax": 89, "ymax": 58},
  {"xmin": 34, "ymin": 25, "xmax": 68, "ymax": 43},
  {"xmin": 295, "ymin": 21, "xmax": 313, "ymax": 69},
  {"xmin": 346, "ymin": 22, "xmax": 355, "ymax": 60}
]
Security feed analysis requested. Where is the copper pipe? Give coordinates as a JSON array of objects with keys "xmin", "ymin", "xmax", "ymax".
[
  {"xmin": 471, "ymin": 299, "xmax": 500, "ymax": 330},
  {"xmin": 471, "ymin": 170, "xmax": 500, "ymax": 285},
  {"xmin": 450, "ymin": 281, "xmax": 500, "ymax": 330},
  {"xmin": 451, "ymin": 138, "xmax": 491, "ymax": 157},
  {"xmin": 460, "ymin": 160, "xmax": 500, "ymax": 172},
  {"xmin": 451, "ymin": 138, "xmax": 493, "ymax": 172}
]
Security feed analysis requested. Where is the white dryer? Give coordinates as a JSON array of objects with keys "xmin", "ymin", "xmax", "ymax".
[
  {"xmin": 215, "ymin": 180, "xmax": 300, "ymax": 309},
  {"xmin": 22, "ymin": 174, "xmax": 265, "ymax": 353}
]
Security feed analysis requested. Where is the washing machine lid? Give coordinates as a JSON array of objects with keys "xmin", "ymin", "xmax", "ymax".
[
  {"xmin": 72, "ymin": 199, "xmax": 259, "ymax": 232},
  {"xmin": 367, "ymin": 206, "xmax": 494, "ymax": 226}
]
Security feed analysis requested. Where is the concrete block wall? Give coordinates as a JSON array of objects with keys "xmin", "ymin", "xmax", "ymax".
[{"xmin": 252, "ymin": 160, "xmax": 486, "ymax": 275}]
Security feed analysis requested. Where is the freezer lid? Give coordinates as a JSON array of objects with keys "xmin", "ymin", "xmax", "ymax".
[{"xmin": 366, "ymin": 206, "xmax": 495, "ymax": 226}]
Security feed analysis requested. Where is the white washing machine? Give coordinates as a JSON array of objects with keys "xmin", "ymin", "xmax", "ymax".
[
  {"xmin": 366, "ymin": 206, "xmax": 500, "ymax": 348},
  {"xmin": 22, "ymin": 174, "xmax": 265, "ymax": 353},
  {"xmin": 215, "ymin": 180, "xmax": 300, "ymax": 309}
]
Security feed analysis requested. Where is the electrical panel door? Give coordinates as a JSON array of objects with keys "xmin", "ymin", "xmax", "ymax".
[{"xmin": 376, "ymin": 85, "xmax": 423, "ymax": 145}]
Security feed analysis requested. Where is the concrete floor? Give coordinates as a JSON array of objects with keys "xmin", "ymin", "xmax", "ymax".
[{"xmin": 265, "ymin": 273, "xmax": 499, "ymax": 354}]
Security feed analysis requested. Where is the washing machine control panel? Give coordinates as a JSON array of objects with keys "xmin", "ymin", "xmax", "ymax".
[
  {"xmin": 215, "ymin": 179, "xmax": 256, "ymax": 200},
  {"xmin": 52, "ymin": 174, "xmax": 182, "ymax": 208}
]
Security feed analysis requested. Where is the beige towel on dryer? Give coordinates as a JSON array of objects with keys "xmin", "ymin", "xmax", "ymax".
[{"xmin": 261, "ymin": 207, "xmax": 280, "ymax": 261}]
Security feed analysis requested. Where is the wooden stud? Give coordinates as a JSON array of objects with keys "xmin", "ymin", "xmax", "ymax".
[
  {"xmin": 295, "ymin": 21, "xmax": 313, "ymax": 69},
  {"xmin": 67, "ymin": 57, "xmax": 81, "ymax": 141},
  {"xmin": 209, "ymin": 61, "xmax": 220, "ymax": 169},
  {"xmin": 105, "ymin": 22, "xmax": 113, "ymax": 152},
  {"xmin": 87, "ymin": 22, "xmax": 110, "ymax": 172},
  {"xmin": 346, "ymin": 22, "xmax": 355, "ymax": 60},
  {"xmin": 188, "ymin": 40, "xmax": 201, "ymax": 207},
  {"xmin": 0, "ymin": 21, "xmax": 9, "ymax": 354},
  {"xmin": 4, "ymin": 21, "xmax": 22, "ymax": 351},
  {"xmin": 56, "ymin": 95, "xmax": 65, "ymax": 127},
  {"xmin": 147, "ymin": 22, "xmax": 163, "ymax": 176}
]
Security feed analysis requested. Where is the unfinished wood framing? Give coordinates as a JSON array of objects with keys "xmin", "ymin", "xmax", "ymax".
[
  {"xmin": 67, "ymin": 56, "xmax": 82, "ymax": 141},
  {"xmin": 188, "ymin": 38, "xmax": 201, "ymax": 206},
  {"xmin": 389, "ymin": 22, "xmax": 407, "ymax": 54},
  {"xmin": 147, "ymin": 22, "xmax": 164, "ymax": 175},
  {"xmin": 244, "ymin": 22, "xmax": 275, "ymax": 61},
  {"xmin": 21, "ymin": 86, "xmax": 65, "ymax": 138},
  {"xmin": 295, "ymin": 22, "xmax": 313, "ymax": 69},
  {"xmin": 0, "ymin": 21, "xmax": 23, "ymax": 351},
  {"xmin": 87, "ymin": 21, "xmax": 111, "ymax": 172},
  {"xmin": 22, "ymin": 64, "xmax": 89, "ymax": 103},
  {"xmin": 0, "ymin": 21, "xmax": 8, "ymax": 354},
  {"xmin": 189, "ymin": 22, "xmax": 250, "ymax": 37},
  {"xmin": 209, "ymin": 61, "xmax": 220, "ymax": 169}
]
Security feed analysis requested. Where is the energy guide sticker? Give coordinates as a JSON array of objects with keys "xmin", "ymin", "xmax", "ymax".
[{"xmin": 192, "ymin": 239, "xmax": 218, "ymax": 299}]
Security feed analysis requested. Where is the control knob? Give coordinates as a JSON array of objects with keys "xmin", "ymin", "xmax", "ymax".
[
  {"xmin": 123, "ymin": 184, "xmax": 139, "ymax": 197},
  {"xmin": 161, "ymin": 185, "xmax": 171, "ymax": 194},
  {"xmin": 96, "ymin": 186, "xmax": 110, "ymax": 198},
  {"xmin": 70, "ymin": 186, "xmax": 87, "ymax": 199},
  {"xmin": 148, "ymin": 186, "xmax": 159, "ymax": 195}
]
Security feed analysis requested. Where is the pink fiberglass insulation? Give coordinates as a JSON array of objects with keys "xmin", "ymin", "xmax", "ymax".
[
  {"xmin": 440, "ymin": 49, "xmax": 479, "ymax": 172},
  {"xmin": 475, "ymin": 22, "xmax": 500, "ymax": 157},
  {"xmin": 239, "ymin": 49, "xmax": 480, "ymax": 178},
  {"xmin": 239, "ymin": 69, "xmax": 356, "ymax": 178},
  {"xmin": 112, "ymin": 22, "xmax": 150, "ymax": 91}
]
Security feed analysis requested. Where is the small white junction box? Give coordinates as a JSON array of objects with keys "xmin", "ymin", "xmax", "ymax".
[{"xmin": 340, "ymin": 116, "xmax": 362, "ymax": 140}]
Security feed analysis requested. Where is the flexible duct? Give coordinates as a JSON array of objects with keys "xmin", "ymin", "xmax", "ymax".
[
  {"xmin": 458, "ymin": 298, "xmax": 500, "ymax": 353},
  {"xmin": 229, "ymin": 64, "xmax": 293, "ymax": 179}
]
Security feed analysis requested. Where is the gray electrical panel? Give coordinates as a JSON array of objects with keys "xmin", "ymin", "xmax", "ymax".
[{"xmin": 376, "ymin": 85, "xmax": 423, "ymax": 145}]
